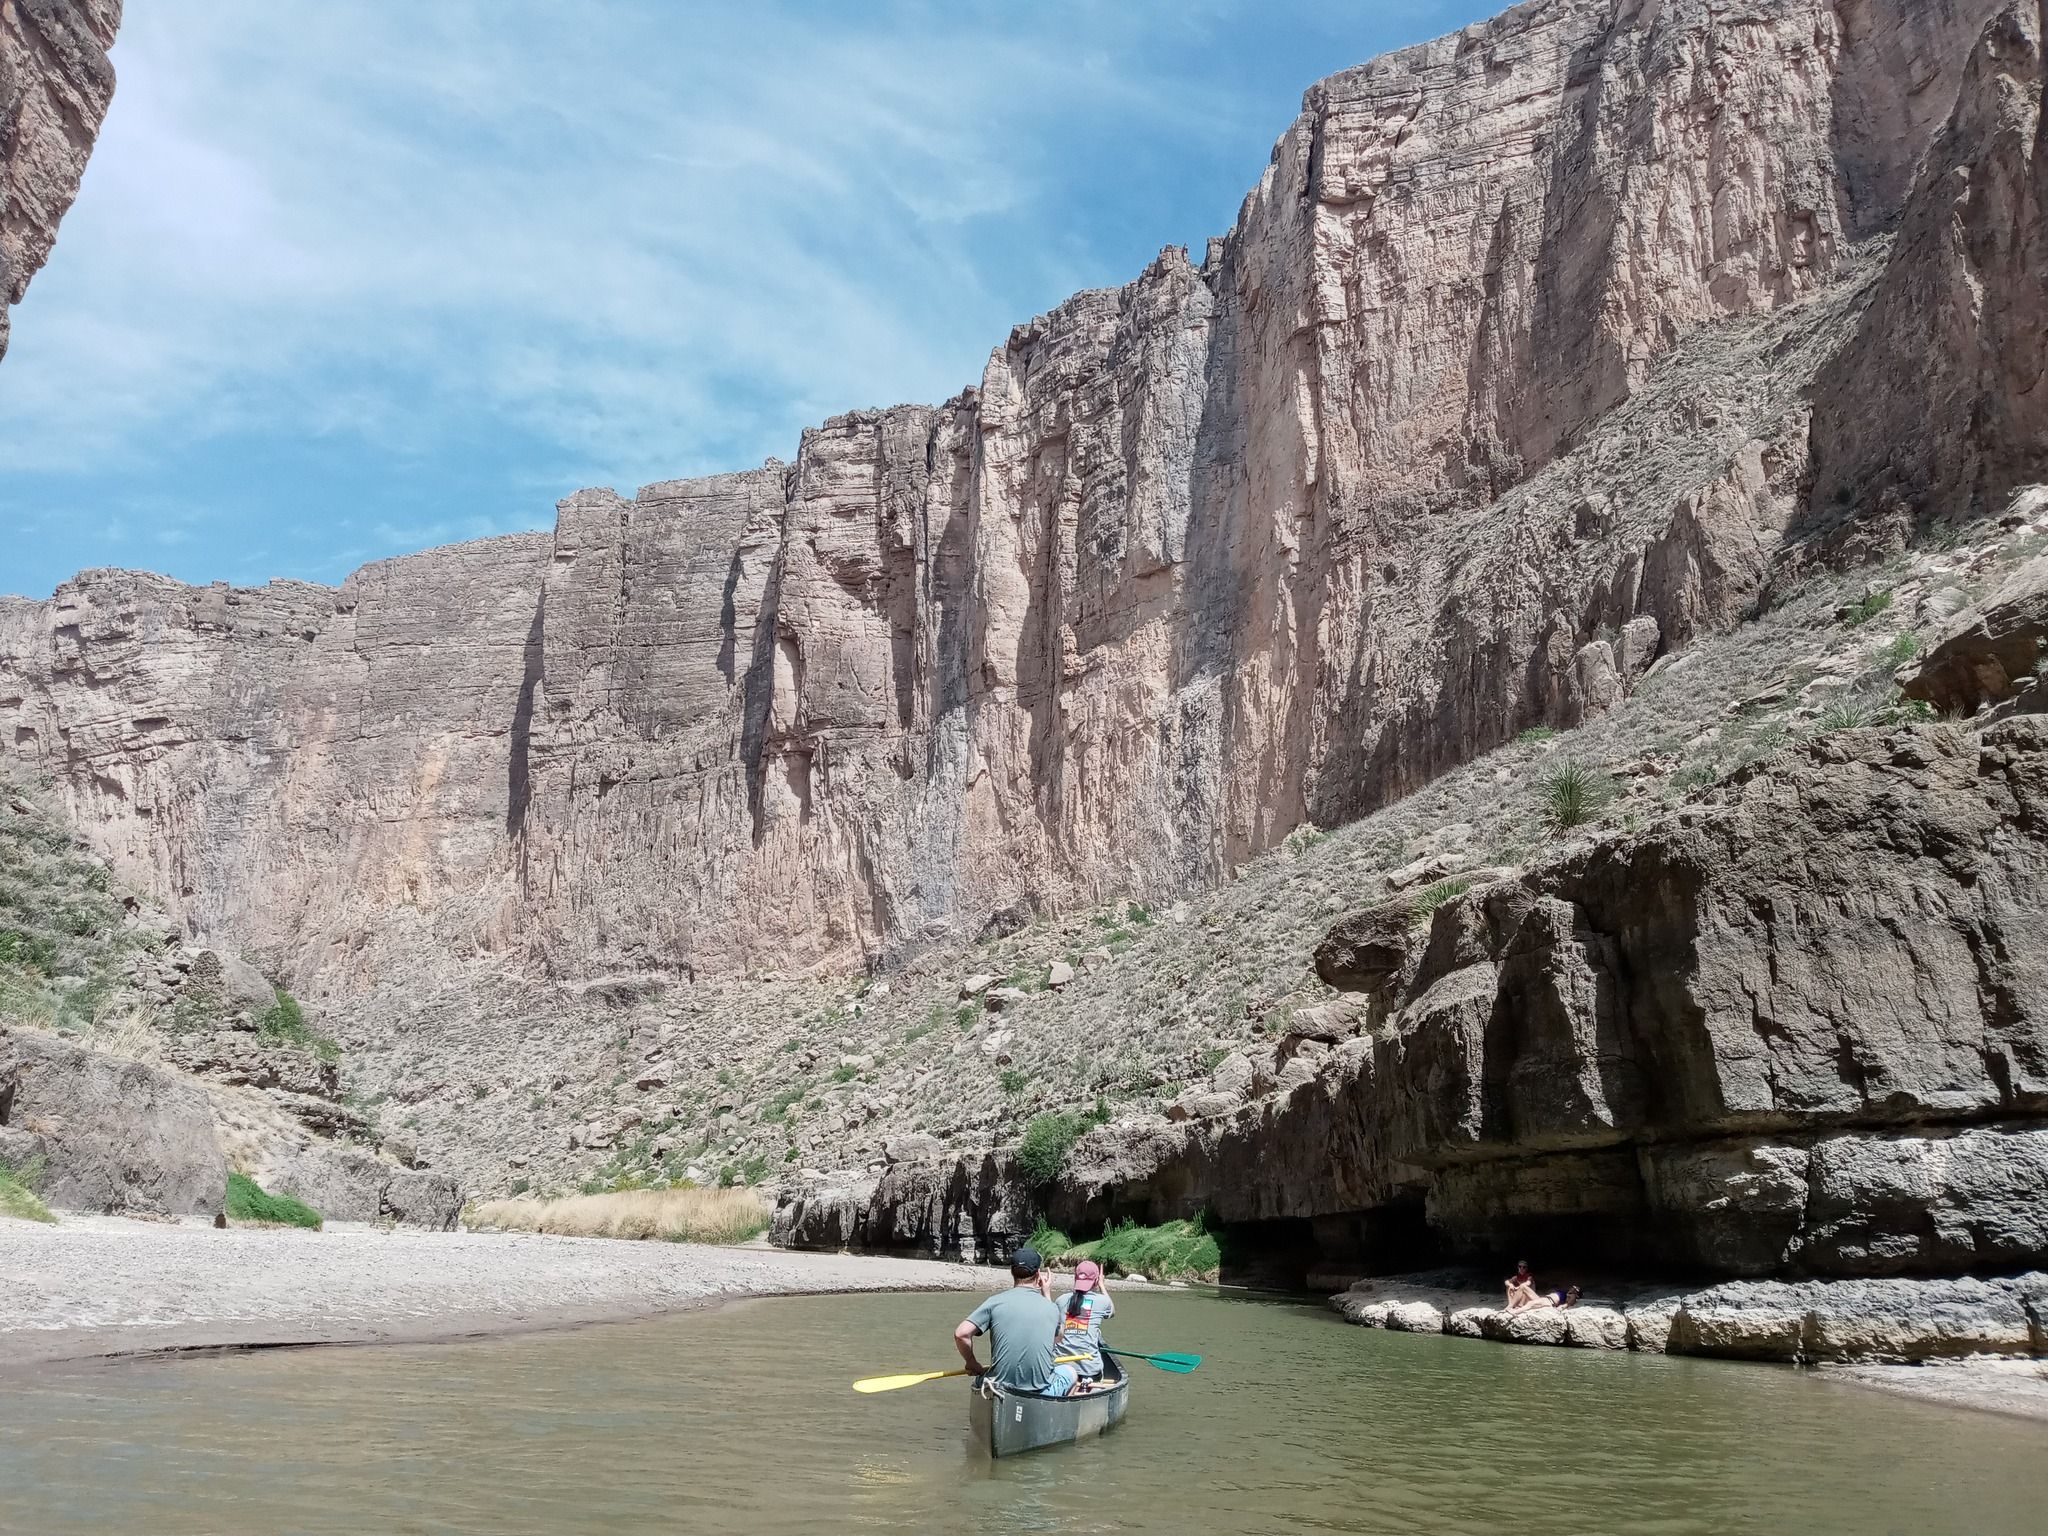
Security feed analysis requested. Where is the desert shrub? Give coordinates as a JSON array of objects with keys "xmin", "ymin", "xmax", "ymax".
[
  {"xmin": 256, "ymin": 991, "xmax": 340, "ymax": 1064},
  {"xmin": 956, "ymin": 1000, "xmax": 983, "ymax": 1030},
  {"xmin": 1283, "ymin": 826, "xmax": 1327, "ymax": 856},
  {"xmin": 1516, "ymin": 725, "xmax": 1558, "ymax": 744},
  {"xmin": 1818, "ymin": 697, "xmax": 1876, "ymax": 732},
  {"xmin": 1844, "ymin": 588, "xmax": 1894, "ymax": 626},
  {"xmin": 0, "ymin": 1155, "xmax": 55, "ymax": 1224},
  {"xmin": 225, "ymin": 1171, "xmax": 322, "ymax": 1230},
  {"xmin": 760, "ymin": 1085, "xmax": 807, "ymax": 1123},
  {"xmin": 1015, "ymin": 1111, "xmax": 1089, "ymax": 1185},
  {"xmin": 830, "ymin": 1064, "xmax": 858, "ymax": 1084},
  {"xmin": 999, "ymin": 1068, "xmax": 1030, "ymax": 1095},
  {"xmin": 465, "ymin": 1186, "xmax": 771, "ymax": 1244},
  {"xmin": 0, "ymin": 928, "xmax": 59, "ymax": 975},
  {"xmin": 1542, "ymin": 762, "xmax": 1607, "ymax": 832},
  {"xmin": 1891, "ymin": 697, "xmax": 1938, "ymax": 724},
  {"xmin": 1409, "ymin": 877, "xmax": 1475, "ymax": 926},
  {"xmin": 1882, "ymin": 631, "xmax": 1921, "ymax": 668}
]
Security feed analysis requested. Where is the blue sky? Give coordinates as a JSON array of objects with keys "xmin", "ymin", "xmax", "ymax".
[{"xmin": 1, "ymin": 1, "xmax": 1493, "ymax": 600}]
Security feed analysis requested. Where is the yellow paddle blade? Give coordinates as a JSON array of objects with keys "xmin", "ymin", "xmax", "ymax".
[{"xmin": 852, "ymin": 1368, "xmax": 968, "ymax": 1394}]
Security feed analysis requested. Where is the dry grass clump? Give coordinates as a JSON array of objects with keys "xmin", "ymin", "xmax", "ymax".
[{"xmin": 466, "ymin": 1185, "xmax": 771, "ymax": 1245}]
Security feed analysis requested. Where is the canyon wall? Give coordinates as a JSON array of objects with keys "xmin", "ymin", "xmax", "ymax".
[
  {"xmin": 0, "ymin": 0, "xmax": 119, "ymax": 361},
  {"xmin": 0, "ymin": 0, "xmax": 2020, "ymax": 987}
]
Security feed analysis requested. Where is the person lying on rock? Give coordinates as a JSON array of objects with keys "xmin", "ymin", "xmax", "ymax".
[
  {"xmin": 1504, "ymin": 1259, "xmax": 1538, "ymax": 1309},
  {"xmin": 954, "ymin": 1246, "xmax": 1082, "ymax": 1397},
  {"xmin": 1508, "ymin": 1283, "xmax": 1582, "ymax": 1312},
  {"xmin": 1052, "ymin": 1259, "xmax": 1115, "ymax": 1392}
]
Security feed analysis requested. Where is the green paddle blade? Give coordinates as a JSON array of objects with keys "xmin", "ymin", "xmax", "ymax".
[{"xmin": 1106, "ymin": 1348, "xmax": 1203, "ymax": 1373}]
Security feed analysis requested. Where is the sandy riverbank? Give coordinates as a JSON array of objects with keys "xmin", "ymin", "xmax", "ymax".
[{"xmin": 0, "ymin": 1213, "xmax": 987, "ymax": 1370}]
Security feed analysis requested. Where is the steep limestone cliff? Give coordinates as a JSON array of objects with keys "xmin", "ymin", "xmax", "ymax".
[
  {"xmin": 0, "ymin": 0, "xmax": 119, "ymax": 361},
  {"xmin": 0, "ymin": 0, "xmax": 2013, "ymax": 990}
]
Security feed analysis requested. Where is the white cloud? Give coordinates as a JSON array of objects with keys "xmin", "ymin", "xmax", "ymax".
[{"xmin": 0, "ymin": 0, "xmax": 1486, "ymax": 587}]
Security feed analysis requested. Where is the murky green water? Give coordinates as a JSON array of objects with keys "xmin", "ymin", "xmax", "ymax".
[{"xmin": 0, "ymin": 1290, "xmax": 2041, "ymax": 1535}]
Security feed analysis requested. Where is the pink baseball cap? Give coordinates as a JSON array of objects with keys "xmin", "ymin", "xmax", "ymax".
[{"xmin": 1074, "ymin": 1259, "xmax": 1103, "ymax": 1291}]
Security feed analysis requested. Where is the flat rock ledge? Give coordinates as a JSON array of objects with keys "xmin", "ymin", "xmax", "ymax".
[{"xmin": 1333, "ymin": 1271, "xmax": 2048, "ymax": 1368}]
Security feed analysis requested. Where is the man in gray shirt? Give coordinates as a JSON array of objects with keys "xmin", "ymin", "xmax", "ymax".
[{"xmin": 953, "ymin": 1246, "xmax": 1078, "ymax": 1395}]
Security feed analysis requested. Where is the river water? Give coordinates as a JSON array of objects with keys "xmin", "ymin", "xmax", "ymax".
[{"xmin": 1, "ymin": 1290, "xmax": 2041, "ymax": 1535}]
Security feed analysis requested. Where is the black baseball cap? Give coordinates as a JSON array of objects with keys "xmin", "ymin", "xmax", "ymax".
[{"xmin": 1010, "ymin": 1246, "xmax": 1043, "ymax": 1278}]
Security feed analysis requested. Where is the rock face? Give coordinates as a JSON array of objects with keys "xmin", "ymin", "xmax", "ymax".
[
  {"xmin": 0, "ymin": 0, "xmax": 2013, "ymax": 992},
  {"xmin": 0, "ymin": 0, "xmax": 121, "ymax": 362},
  {"xmin": 0, "ymin": 1025, "xmax": 227, "ymax": 1217},
  {"xmin": 1808, "ymin": 0, "xmax": 2048, "ymax": 544},
  {"xmin": 786, "ymin": 721, "xmax": 2048, "ymax": 1281}
]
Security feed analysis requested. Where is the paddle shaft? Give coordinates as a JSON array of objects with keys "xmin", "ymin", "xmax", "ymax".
[{"xmin": 853, "ymin": 1354, "xmax": 1093, "ymax": 1394}]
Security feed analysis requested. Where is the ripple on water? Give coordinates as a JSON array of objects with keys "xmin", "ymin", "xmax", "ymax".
[{"xmin": 0, "ymin": 1290, "xmax": 2042, "ymax": 1535}]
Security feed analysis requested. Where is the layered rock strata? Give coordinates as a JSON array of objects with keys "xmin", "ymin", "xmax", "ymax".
[
  {"xmin": 777, "ymin": 720, "xmax": 2048, "ymax": 1285},
  {"xmin": 0, "ymin": 0, "xmax": 120, "ymax": 361},
  {"xmin": 0, "ymin": 0, "xmax": 2014, "ymax": 989}
]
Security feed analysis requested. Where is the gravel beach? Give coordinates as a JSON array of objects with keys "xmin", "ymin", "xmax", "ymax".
[{"xmin": 0, "ymin": 1214, "xmax": 987, "ymax": 1370}]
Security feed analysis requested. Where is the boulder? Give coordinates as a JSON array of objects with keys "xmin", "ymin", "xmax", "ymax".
[
  {"xmin": 1313, "ymin": 900, "xmax": 1422, "ymax": 995},
  {"xmin": 885, "ymin": 1133, "xmax": 943, "ymax": 1165},
  {"xmin": 1569, "ymin": 640, "xmax": 1623, "ymax": 722},
  {"xmin": 0, "ymin": 1027, "xmax": 226, "ymax": 1217},
  {"xmin": 1383, "ymin": 1300, "xmax": 1446, "ymax": 1333},
  {"xmin": 186, "ymin": 948, "xmax": 279, "ymax": 1013},
  {"xmin": 1563, "ymin": 1307, "xmax": 1629, "ymax": 1350},
  {"xmin": 1900, "ymin": 552, "xmax": 2048, "ymax": 715},
  {"xmin": 1616, "ymin": 616, "xmax": 1662, "ymax": 683},
  {"xmin": 1047, "ymin": 961, "xmax": 1075, "ymax": 988},
  {"xmin": 267, "ymin": 1144, "xmax": 462, "ymax": 1229},
  {"xmin": 960, "ymin": 974, "xmax": 998, "ymax": 998},
  {"xmin": 1209, "ymin": 1052, "xmax": 1256, "ymax": 1100},
  {"xmin": 1445, "ymin": 1307, "xmax": 1490, "ymax": 1339}
]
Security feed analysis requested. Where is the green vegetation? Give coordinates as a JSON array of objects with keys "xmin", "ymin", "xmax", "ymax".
[
  {"xmin": 256, "ymin": 990, "xmax": 341, "ymax": 1064},
  {"xmin": 1541, "ymin": 761, "xmax": 1607, "ymax": 832},
  {"xmin": 1516, "ymin": 725, "xmax": 1559, "ymax": 744},
  {"xmin": 1015, "ymin": 1111, "xmax": 1086, "ymax": 1184},
  {"xmin": 998, "ymin": 1068, "xmax": 1031, "ymax": 1095},
  {"xmin": 1055, "ymin": 1215, "xmax": 1222, "ymax": 1281},
  {"xmin": 1028, "ymin": 1217, "xmax": 1071, "ymax": 1256},
  {"xmin": 224, "ymin": 1171, "xmax": 323, "ymax": 1230},
  {"xmin": 830, "ymin": 1064, "xmax": 858, "ymax": 1084},
  {"xmin": 1282, "ymin": 826, "xmax": 1327, "ymax": 856},
  {"xmin": 0, "ymin": 1155, "xmax": 55, "ymax": 1224},
  {"xmin": 956, "ymin": 1000, "xmax": 983, "ymax": 1030},
  {"xmin": 759, "ymin": 1084, "xmax": 808, "ymax": 1124},
  {"xmin": 1409, "ymin": 876, "xmax": 1474, "ymax": 926},
  {"xmin": 0, "ymin": 783, "xmax": 146, "ymax": 1035},
  {"xmin": 1881, "ymin": 631, "xmax": 1921, "ymax": 668},
  {"xmin": 1818, "ymin": 696, "xmax": 1876, "ymax": 732},
  {"xmin": 1843, "ymin": 588, "xmax": 1894, "ymax": 626}
]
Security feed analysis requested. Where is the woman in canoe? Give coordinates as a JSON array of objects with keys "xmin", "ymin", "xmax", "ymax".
[{"xmin": 1053, "ymin": 1259, "xmax": 1114, "ymax": 1391}]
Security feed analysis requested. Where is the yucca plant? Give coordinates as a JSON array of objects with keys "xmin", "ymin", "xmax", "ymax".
[
  {"xmin": 1818, "ymin": 697, "xmax": 1875, "ymax": 732},
  {"xmin": 1542, "ymin": 762, "xmax": 1606, "ymax": 833}
]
